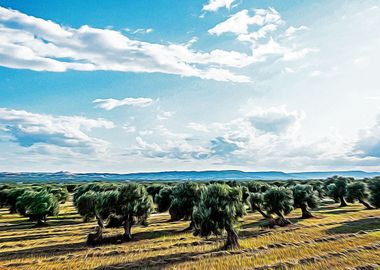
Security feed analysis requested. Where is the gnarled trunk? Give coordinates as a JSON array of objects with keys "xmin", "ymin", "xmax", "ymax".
[
  {"xmin": 182, "ymin": 220, "xmax": 194, "ymax": 232},
  {"xmin": 275, "ymin": 211, "xmax": 292, "ymax": 226},
  {"xmin": 300, "ymin": 204, "xmax": 313, "ymax": 219},
  {"xmin": 86, "ymin": 225, "xmax": 103, "ymax": 245},
  {"xmin": 358, "ymin": 199, "xmax": 374, "ymax": 209},
  {"xmin": 95, "ymin": 214, "xmax": 105, "ymax": 228},
  {"xmin": 254, "ymin": 205, "xmax": 271, "ymax": 219},
  {"xmin": 339, "ymin": 196, "xmax": 348, "ymax": 207},
  {"xmin": 224, "ymin": 223, "xmax": 239, "ymax": 249},
  {"xmin": 123, "ymin": 217, "xmax": 133, "ymax": 241}
]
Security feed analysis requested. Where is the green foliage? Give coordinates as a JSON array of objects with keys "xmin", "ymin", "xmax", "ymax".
[
  {"xmin": 193, "ymin": 183, "xmax": 246, "ymax": 248},
  {"xmin": 16, "ymin": 189, "xmax": 59, "ymax": 224},
  {"xmin": 326, "ymin": 176, "xmax": 349, "ymax": 206},
  {"xmin": 368, "ymin": 178, "xmax": 380, "ymax": 208},
  {"xmin": 146, "ymin": 184, "xmax": 165, "ymax": 200},
  {"xmin": 263, "ymin": 187, "xmax": 294, "ymax": 219},
  {"xmin": 292, "ymin": 184, "xmax": 319, "ymax": 218},
  {"xmin": 249, "ymin": 192, "xmax": 270, "ymax": 218},
  {"xmin": 73, "ymin": 183, "xmax": 116, "ymax": 204},
  {"xmin": 5, "ymin": 188, "xmax": 29, "ymax": 213},
  {"xmin": 155, "ymin": 186, "xmax": 173, "ymax": 212},
  {"xmin": 75, "ymin": 191, "xmax": 101, "ymax": 222},
  {"xmin": 309, "ymin": 181, "xmax": 326, "ymax": 198},
  {"xmin": 347, "ymin": 182, "xmax": 369, "ymax": 203},
  {"xmin": 292, "ymin": 184, "xmax": 319, "ymax": 209},
  {"xmin": 169, "ymin": 182, "xmax": 203, "ymax": 221},
  {"xmin": 117, "ymin": 183, "xmax": 154, "ymax": 223}
]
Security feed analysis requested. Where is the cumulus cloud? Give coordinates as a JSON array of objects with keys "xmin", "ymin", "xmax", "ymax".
[
  {"xmin": 202, "ymin": 0, "xmax": 237, "ymax": 12},
  {"xmin": 0, "ymin": 108, "xmax": 114, "ymax": 154},
  {"xmin": 131, "ymin": 106, "xmax": 307, "ymax": 163},
  {"xmin": 0, "ymin": 6, "xmax": 250, "ymax": 82},
  {"xmin": 209, "ymin": 8, "xmax": 282, "ymax": 36},
  {"xmin": 93, "ymin": 97, "xmax": 155, "ymax": 110},
  {"xmin": 208, "ymin": 8, "xmax": 315, "ymax": 64},
  {"xmin": 353, "ymin": 116, "xmax": 380, "ymax": 158},
  {"xmin": 248, "ymin": 106, "xmax": 304, "ymax": 134}
]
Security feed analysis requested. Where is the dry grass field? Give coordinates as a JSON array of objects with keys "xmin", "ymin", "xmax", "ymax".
[{"xmin": 0, "ymin": 198, "xmax": 379, "ymax": 270}]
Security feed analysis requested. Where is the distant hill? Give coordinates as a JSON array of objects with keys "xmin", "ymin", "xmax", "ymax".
[{"xmin": 0, "ymin": 170, "xmax": 380, "ymax": 183}]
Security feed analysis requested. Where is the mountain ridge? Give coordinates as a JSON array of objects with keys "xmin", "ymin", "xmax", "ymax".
[{"xmin": 0, "ymin": 170, "xmax": 380, "ymax": 182}]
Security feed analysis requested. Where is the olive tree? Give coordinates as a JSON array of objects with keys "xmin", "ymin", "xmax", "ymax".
[
  {"xmin": 155, "ymin": 186, "xmax": 173, "ymax": 213},
  {"xmin": 16, "ymin": 189, "xmax": 59, "ymax": 225},
  {"xmin": 169, "ymin": 182, "xmax": 203, "ymax": 230},
  {"xmin": 326, "ymin": 176, "xmax": 349, "ymax": 207},
  {"xmin": 263, "ymin": 187, "xmax": 294, "ymax": 226},
  {"xmin": 368, "ymin": 179, "xmax": 380, "ymax": 208},
  {"xmin": 292, "ymin": 184, "xmax": 319, "ymax": 218},
  {"xmin": 117, "ymin": 183, "xmax": 154, "ymax": 240},
  {"xmin": 75, "ymin": 191, "xmax": 102, "ymax": 223},
  {"xmin": 346, "ymin": 182, "xmax": 373, "ymax": 209},
  {"xmin": 249, "ymin": 192, "xmax": 271, "ymax": 218},
  {"xmin": 193, "ymin": 184, "xmax": 246, "ymax": 249},
  {"xmin": 5, "ymin": 188, "xmax": 28, "ymax": 213}
]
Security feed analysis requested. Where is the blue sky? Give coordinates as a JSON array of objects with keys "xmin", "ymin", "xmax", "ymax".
[{"xmin": 1, "ymin": 0, "xmax": 380, "ymax": 172}]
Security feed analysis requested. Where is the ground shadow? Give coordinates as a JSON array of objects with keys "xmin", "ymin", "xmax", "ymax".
[
  {"xmin": 87, "ymin": 228, "xmax": 185, "ymax": 247},
  {"xmin": 0, "ymin": 218, "xmax": 83, "ymax": 232},
  {"xmin": 93, "ymin": 247, "xmax": 221, "ymax": 270},
  {"xmin": 326, "ymin": 217, "xmax": 380, "ymax": 234},
  {"xmin": 0, "ymin": 241, "xmax": 87, "ymax": 261},
  {"xmin": 0, "ymin": 232, "xmax": 74, "ymax": 243},
  {"xmin": 319, "ymin": 209, "xmax": 361, "ymax": 215}
]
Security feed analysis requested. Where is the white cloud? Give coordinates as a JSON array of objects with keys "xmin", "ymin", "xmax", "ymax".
[
  {"xmin": 0, "ymin": 108, "xmax": 114, "ymax": 154},
  {"xmin": 0, "ymin": 6, "xmax": 250, "ymax": 82},
  {"xmin": 157, "ymin": 110, "xmax": 175, "ymax": 121},
  {"xmin": 283, "ymin": 25, "xmax": 308, "ymax": 37},
  {"xmin": 187, "ymin": 122, "xmax": 210, "ymax": 132},
  {"xmin": 209, "ymin": 8, "xmax": 282, "ymax": 36},
  {"xmin": 247, "ymin": 106, "xmax": 304, "ymax": 134},
  {"xmin": 202, "ymin": 0, "xmax": 236, "ymax": 12},
  {"xmin": 353, "ymin": 116, "xmax": 380, "ymax": 158},
  {"xmin": 93, "ymin": 97, "xmax": 155, "ymax": 110}
]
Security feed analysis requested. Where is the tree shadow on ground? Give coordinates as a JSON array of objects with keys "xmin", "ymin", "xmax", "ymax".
[
  {"xmin": 241, "ymin": 217, "xmax": 300, "ymax": 230},
  {"xmin": 87, "ymin": 228, "xmax": 185, "ymax": 247},
  {"xmin": 0, "ymin": 241, "xmax": 87, "ymax": 261},
  {"xmin": 92, "ymin": 247, "xmax": 221, "ymax": 270},
  {"xmin": 0, "ymin": 232, "xmax": 74, "ymax": 243},
  {"xmin": 0, "ymin": 218, "xmax": 83, "ymax": 232},
  {"xmin": 319, "ymin": 209, "xmax": 361, "ymax": 215},
  {"xmin": 326, "ymin": 217, "xmax": 380, "ymax": 234}
]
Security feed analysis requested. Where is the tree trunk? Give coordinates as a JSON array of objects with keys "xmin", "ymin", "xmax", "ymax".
[
  {"xmin": 123, "ymin": 217, "xmax": 133, "ymax": 241},
  {"xmin": 255, "ymin": 206, "xmax": 271, "ymax": 219},
  {"xmin": 224, "ymin": 223, "xmax": 239, "ymax": 249},
  {"xmin": 86, "ymin": 225, "xmax": 103, "ymax": 245},
  {"xmin": 276, "ymin": 211, "xmax": 292, "ymax": 226},
  {"xmin": 182, "ymin": 220, "xmax": 194, "ymax": 231},
  {"xmin": 358, "ymin": 199, "xmax": 374, "ymax": 209},
  {"xmin": 339, "ymin": 196, "xmax": 348, "ymax": 207},
  {"xmin": 37, "ymin": 218, "xmax": 44, "ymax": 226},
  {"xmin": 95, "ymin": 214, "xmax": 105, "ymax": 228},
  {"xmin": 300, "ymin": 204, "xmax": 313, "ymax": 219}
]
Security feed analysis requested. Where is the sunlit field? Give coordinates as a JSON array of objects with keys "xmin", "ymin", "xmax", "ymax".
[{"xmin": 1, "ymin": 197, "xmax": 379, "ymax": 270}]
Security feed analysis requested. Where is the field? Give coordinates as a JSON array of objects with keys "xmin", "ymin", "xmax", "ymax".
[{"xmin": 0, "ymin": 197, "xmax": 379, "ymax": 270}]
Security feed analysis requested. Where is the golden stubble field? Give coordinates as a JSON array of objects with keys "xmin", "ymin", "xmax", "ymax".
[{"xmin": 0, "ymin": 199, "xmax": 379, "ymax": 270}]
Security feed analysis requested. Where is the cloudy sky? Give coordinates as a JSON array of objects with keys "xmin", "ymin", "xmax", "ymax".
[{"xmin": 1, "ymin": 0, "xmax": 380, "ymax": 173}]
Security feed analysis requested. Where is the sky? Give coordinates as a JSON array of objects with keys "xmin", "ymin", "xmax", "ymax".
[{"xmin": 1, "ymin": 0, "xmax": 380, "ymax": 173}]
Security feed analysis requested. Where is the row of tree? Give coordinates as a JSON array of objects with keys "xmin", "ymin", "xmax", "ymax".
[
  {"xmin": 0, "ymin": 176, "xmax": 379, "ymax": 248},
  {"xmin": 72, "ymin": 176, "xmax": 380, "ymax": 248},
  {"xmin": 0, "ymin": 184, "xmax": 68, "ymax": 224}
]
